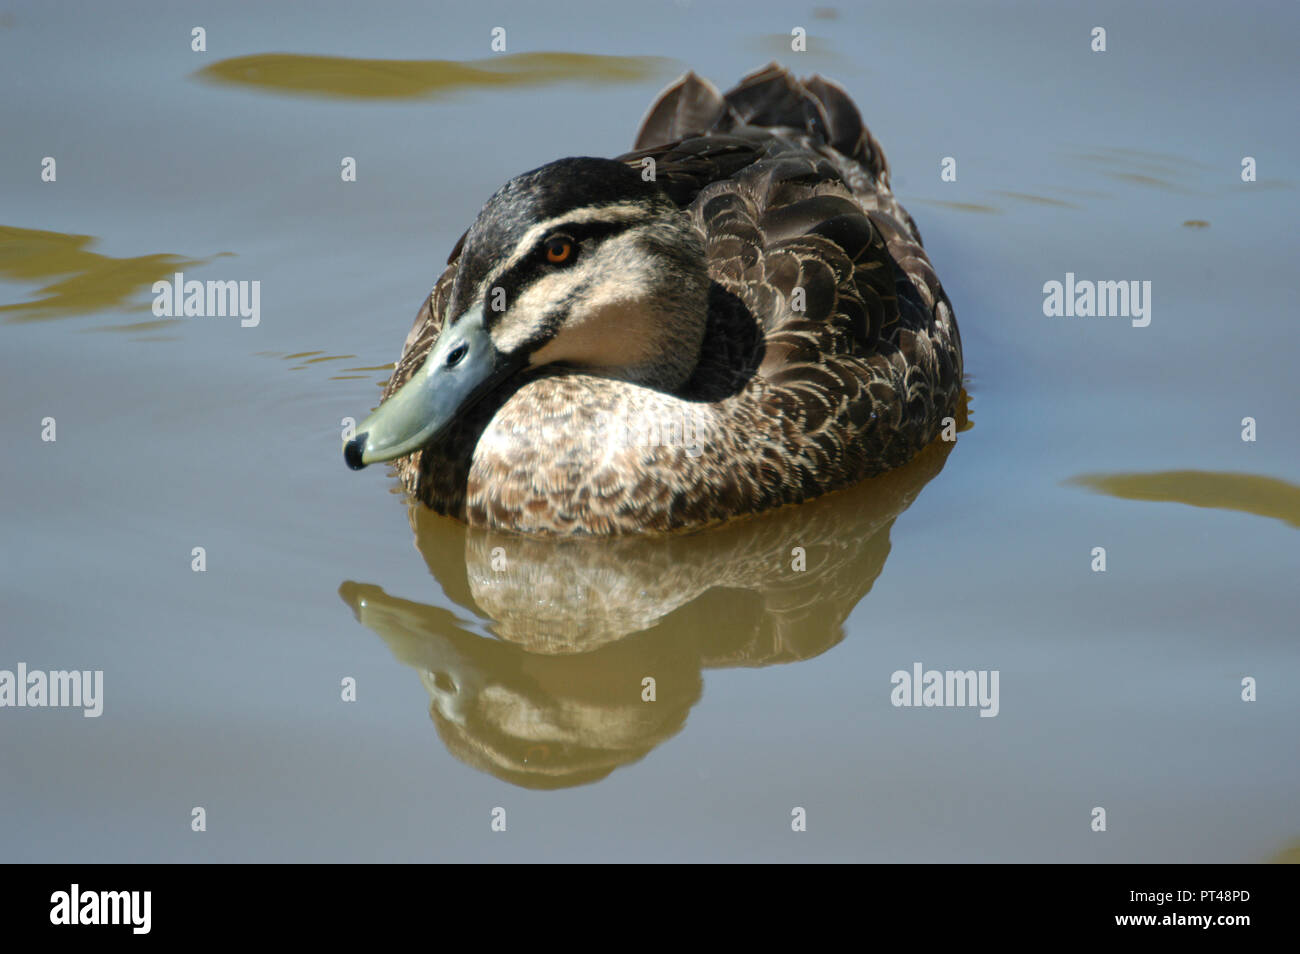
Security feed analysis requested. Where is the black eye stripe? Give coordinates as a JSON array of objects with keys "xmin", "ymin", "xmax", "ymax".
[
  {"xmin": 478, "ymin": 218, "xmax": 641, "ymax": 328},
  {"xmin": 533, "ymin": 219, "xmax": 633, "ymax": 258}
]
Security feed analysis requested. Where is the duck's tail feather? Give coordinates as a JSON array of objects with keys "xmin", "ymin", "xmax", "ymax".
[
  {"xmin": 632, "ymin": 70, "xmax": 727, "ymax": 149},
  {"xmin": 634, "ymin": 64, "xmax": 889, "ymax": 185}
]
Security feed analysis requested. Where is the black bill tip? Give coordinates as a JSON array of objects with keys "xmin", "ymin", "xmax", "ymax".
[{"xmin": 344, "ymin": 434, "xmax": 369, "ymax": 471}]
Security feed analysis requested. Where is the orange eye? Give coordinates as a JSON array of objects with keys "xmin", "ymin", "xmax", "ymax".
[{"xmin": 544, "ymin": 237, "xmax": 573, "ymax": 264}]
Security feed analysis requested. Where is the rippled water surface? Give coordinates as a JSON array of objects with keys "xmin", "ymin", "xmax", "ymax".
[{"xmin": 3, "ymin": 0, "xmax": 1298, "ymax": 862}]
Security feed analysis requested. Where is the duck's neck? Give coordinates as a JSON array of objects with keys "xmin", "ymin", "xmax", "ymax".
[
  {"xmin": 597, "ymin": 214, "xmax": 711, "ymax": 393},
  {"xmin": 520, "ymin": 213, "xmax": 712, "ymax": 392}
]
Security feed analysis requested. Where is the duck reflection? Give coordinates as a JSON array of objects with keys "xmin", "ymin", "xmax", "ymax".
[{"xmin": 340, "ymin": 435, "xmax": 956, "ymax": 789}]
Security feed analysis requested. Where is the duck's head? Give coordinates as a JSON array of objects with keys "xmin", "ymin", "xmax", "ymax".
[{"xmin": 344, "ymin": 157, "xmax": 709, "ymax": 470}]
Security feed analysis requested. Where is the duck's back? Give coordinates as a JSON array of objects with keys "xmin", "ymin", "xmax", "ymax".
[
  {"xmin": 623, "ymin": 65, "xmax": 962, "ymax": 475},
  {"xmin": 389, "ymin": 65, "xmax": 962, "ymax": 533}
]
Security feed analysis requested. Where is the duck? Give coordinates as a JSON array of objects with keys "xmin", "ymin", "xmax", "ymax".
[{"xmin": 344, "ymin": 64, "xmax": 963, "ymax": 534}]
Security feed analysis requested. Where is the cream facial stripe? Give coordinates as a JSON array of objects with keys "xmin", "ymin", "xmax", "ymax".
[{"xmin": 477, "ymin": 202, "xmax": 651, "ymax": 294}]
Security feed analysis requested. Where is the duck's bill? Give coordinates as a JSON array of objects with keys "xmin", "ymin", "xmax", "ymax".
[{"xmin": 344, "ymin": 304, "xmax": 520, "ymax": 470}]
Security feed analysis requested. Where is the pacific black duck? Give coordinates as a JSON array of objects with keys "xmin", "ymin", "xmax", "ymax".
[{"xmin": 344, "ymin": 64, "xmax": 963, "ymax": 533}]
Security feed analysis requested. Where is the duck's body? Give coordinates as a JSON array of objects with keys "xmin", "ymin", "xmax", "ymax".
[{"xmin": 349, "ymin": 65, "xmax": 962, "ymax": 534}]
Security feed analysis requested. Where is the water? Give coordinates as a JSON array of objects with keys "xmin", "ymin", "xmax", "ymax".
[{"xmin": 2, "ymin": 0, "xmax": 1297, "ymax": 862}]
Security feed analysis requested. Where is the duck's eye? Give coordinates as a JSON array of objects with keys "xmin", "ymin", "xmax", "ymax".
[
  {"xmin": 543, "ymin": 236, "xmax": 574, "ymax": 264},
  {"xmin": 446, "ymin": 343, "xmax": 468, "ymax": 367}
]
